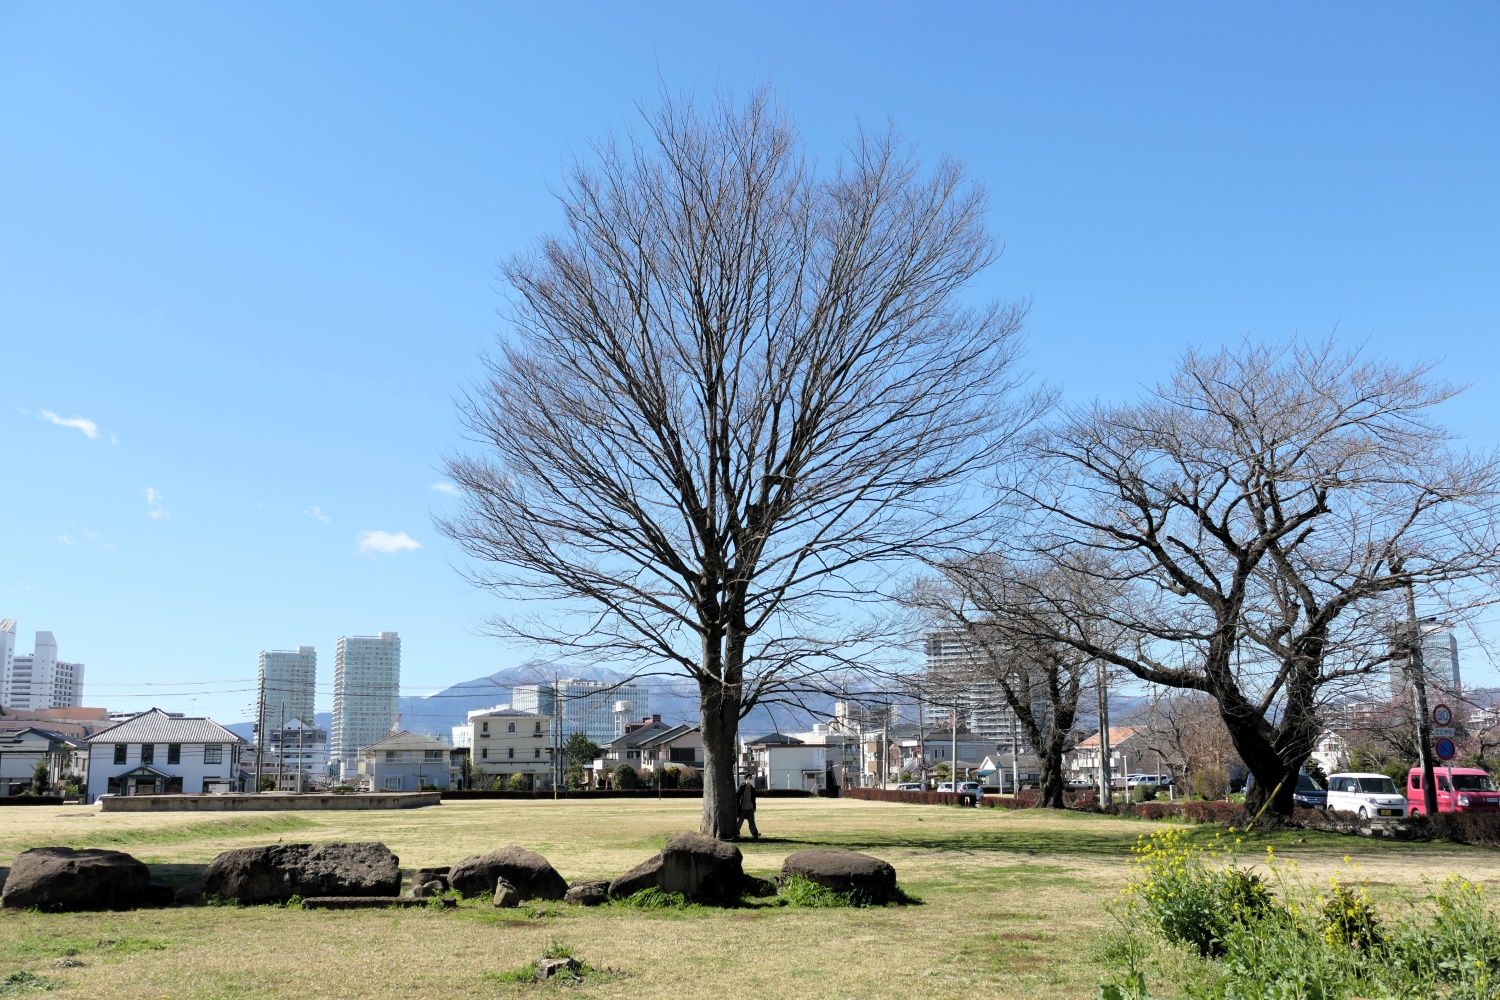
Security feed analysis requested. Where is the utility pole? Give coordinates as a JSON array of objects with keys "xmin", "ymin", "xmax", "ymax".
[
  {"xmin": 254, "ymin": 689, "xmax": 266, "ymax": 794},
  {"xmin": 276, "ymin": 702, "xmax": 286, "ymax": 793},
  {"xmin": 1096, "ymin": 659, "xmax": 1113, "ymax": 807},
  {"xmin": 1010, "ymin": 713, "xmax": 1020, "ymax": 797},
  {"xmin": 1401, "ymin": 570, "xmax": 1439, "ymax": 817}
]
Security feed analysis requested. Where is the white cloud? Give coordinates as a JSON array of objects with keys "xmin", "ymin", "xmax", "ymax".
[
  {"xmin": 58, "ymin": 533, "xmax": 75, "ymax": 546},
  {"xmin": 358, "ymin": 529, "xmax": 422, "ymax": 555},
  {"xmin": 40, "ymin": 410, "xmax": 100, "ymax": 440},
  {"xmin": 304, "ymin": 505, "xmax": 331, "ymax": 523},
  {"xmin": 144, "ymin": 487, "xmax": 169, "ymax": 521},
  {"xmin": 429, "ymin": 482, "xmax": 461, "ymax": 496},
  {"xmin": 109, "ymin": 433, "xmax": 120, "ymax": 445}
]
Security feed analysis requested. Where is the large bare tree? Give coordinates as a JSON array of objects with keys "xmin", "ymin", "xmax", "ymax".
[
  {"xmin": 440, "ymin": 93, "xmax": 1036, "ymax": 837},
  {"xmin": 1016, "ymin": 341, "xmax": 1500, "ymax": 817}
]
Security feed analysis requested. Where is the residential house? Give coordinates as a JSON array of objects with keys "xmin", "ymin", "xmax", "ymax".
[
  {"xmin": 84, "ymin": 708, "xmax": 243, "ymax": 801},
  {"xmin": 636, "ymin": 724, "xmax": 704, "ymax": 773},
  {"xmin": 0, "ymin": 727, "xmax": 85, "ymax": 795},
  {"xmin": 357, "ymin": 731, "xmax": 454, "ymax": 791},
  {"xmin": 594, "ymin": 715, "xmax": 672, "ymax": 779},
  {"xmin": 1068, "ymin": 726, "xmax": 1157, "ymax": 786},
  {"xmin": 466, "ymin": 708, "xmax": 553, "ymax": 789},
  {"xmin": 744, "ymin": 732, "xmax": 842, "ymax": 792}
]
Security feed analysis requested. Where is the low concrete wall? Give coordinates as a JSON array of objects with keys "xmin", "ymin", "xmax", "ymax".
[{"xmin": 98, "ymin": 791, "xmax": 441, "ymax": 812}]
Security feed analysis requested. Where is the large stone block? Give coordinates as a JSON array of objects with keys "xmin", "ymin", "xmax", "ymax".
[
  {"xmin": 202, "ymin": 842, "xmax": 401, "ymax": 904},
  {"xmin": 608, "ymin": 831, "xmax": 744, "ymax": 905},
  {"xmin": 1, "ymin": 847, "xmax": 152, "ymax": 912},
  {"xmin": 449, "ymin": 846, "xmax": 568, "ymax": 900}
]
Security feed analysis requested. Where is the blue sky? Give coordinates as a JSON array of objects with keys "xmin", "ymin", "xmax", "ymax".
[{"xmin": 2, "ymin": 4, "xmax": 1497, "ymax": 723}]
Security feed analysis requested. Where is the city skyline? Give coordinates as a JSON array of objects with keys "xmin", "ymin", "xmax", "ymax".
[{"xmin": 3, "ymin": 6, "xmax": 1498, "ymax": 722}]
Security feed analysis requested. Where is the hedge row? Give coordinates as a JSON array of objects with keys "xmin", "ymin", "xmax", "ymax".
[
  {"xmin": 0, "ymin": 796, "xmax": 64, "ymax": 807},
  {"xmin": 440, "ymin": 787, "xmax": 816, "ymax": 800}
]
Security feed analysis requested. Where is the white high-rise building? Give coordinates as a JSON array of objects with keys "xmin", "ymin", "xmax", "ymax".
[
  {"xmin": 921, "ymin": 631, "xmax": 1028, "ymax": 747},
  {"xmin": 1, "ymin": 625, "xmax": 85, "ymax": 711},
  {"xmin": 257, "ymin": 646, "xmax": 317, "ymax": 736},
  {"xmin": 331, "ymin": 631, "xmax": 401, "ymax": 780},
  {"xmin": 513, "ymin": 678, "xmax": 649, "ymax": 744}
]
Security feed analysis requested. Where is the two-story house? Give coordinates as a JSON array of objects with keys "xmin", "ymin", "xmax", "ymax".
[
  {"xmin": 358, "ymin": 731, "xmax": 454, "ymax": 791},
  {"xmin": 0, "ymin": 727, "xmax": 85, "ymax": 795},
  {"xmin": 84, "ymin": 708, "xmax": 243, "ymax": 801},
  {"xmin": 466, "ymin": 708, "xmax": 553, "ymax": 789}
]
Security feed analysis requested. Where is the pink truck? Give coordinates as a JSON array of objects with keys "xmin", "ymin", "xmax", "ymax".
[{"xmin": 1406, "ymin": 766, "xmax": 1500, "ymax": 817}]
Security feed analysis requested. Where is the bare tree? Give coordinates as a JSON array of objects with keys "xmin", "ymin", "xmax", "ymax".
[
  {"xmin": 1127, "ymin": 690, "xmax": 1239, "ymax": 797},
  {"xmin": 908, "ymin": 559, "xmax": 1113, "ymax": 808},
  {"xmin": 440, "ymin": 92, "xmax": 1037, "ymax": 837},
  {"xmin": 1015, "ymin": 340, "xmax": 1500, "ymax": 817}
]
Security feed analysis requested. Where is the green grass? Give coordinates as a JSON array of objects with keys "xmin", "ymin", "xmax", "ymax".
[
  {"xmin": 614, "ymin": 887, "xmax": 689, "ymax": 909},
  {"xmin": 778, "ymin": 874, "xmax": 855, "ymax": 907},
  {"xmin": 0, "ymin": 799, "xmax": 1495, "ymax": 1000}
]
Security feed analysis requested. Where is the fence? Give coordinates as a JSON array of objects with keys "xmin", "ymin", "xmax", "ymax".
[{"xmin": 440, "ymin": 788, "xmax": 816, "ymax": 801}]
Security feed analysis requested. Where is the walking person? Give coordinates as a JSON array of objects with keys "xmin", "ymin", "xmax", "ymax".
[{"xmin": 737, "ymin": 778, "xmax": 760, "ymax": 840}]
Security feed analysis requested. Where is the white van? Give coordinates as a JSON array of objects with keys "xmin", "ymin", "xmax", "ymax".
[{"xmin": 1325, "ymin": 772, "xmax": 1407, "ymax": 820}]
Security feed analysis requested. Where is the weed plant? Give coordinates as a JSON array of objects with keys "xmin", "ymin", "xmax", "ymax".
[{"xmin": 1103, "ymin": 828, "xmax": 1500, "ymax": 999}]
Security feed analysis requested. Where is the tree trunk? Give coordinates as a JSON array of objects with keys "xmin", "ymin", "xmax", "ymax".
[
  {"xmin": 699, "ymin": 685, "xmax": 741, "ymax": 840},
  {"xmin": 1038, "ymin": 737, "xmax": 1067, "ymax": 809}
]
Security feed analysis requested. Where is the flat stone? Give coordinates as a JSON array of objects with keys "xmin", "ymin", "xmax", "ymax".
[
  {"xmin": 492, "ymin": 876, "xmax": 520, "ymax": 908},
  {"xmin": 563, "ymin": 880, "xmax": 610, "ymax": 906},
  {"xmin": 537, "ymin": 957, "xmax": 582, "ymax": 980},
  {"xmin": 302, "ymin": 896, "xmax": 455, "ymax": 910}
]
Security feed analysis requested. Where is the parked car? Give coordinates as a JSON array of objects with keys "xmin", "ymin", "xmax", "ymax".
[
  {"xmin": 1326, "ymin": 772, "xmax": 1407, "ymax": 819},
  {"xmin": 894, "ymin": 782, "xmax": 924, "ymax": 792},
  {"xmin": 1406, "ymin": 767, "xmax": 1500, "ymax": 816},
  {"xmin": 1241, "ymin": 771, "xmax": 1327, "ymax": 810},
  {"xmin": 1126, "ymin": 773, "xmax": 1174, "ymax": 789}
]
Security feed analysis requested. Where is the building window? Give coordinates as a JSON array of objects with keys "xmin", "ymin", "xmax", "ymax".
[
  {"xmin": 167, "ymin": 744, "xmax": 181, "ymax": 765},
  {"xmin": 481, "ymin": 748, "xmax": 488, "ymax": 760},
  {"xmin": 383, "ymin": 777, "xmax": 403, "ymax": 790},
  {"xmin": 140, "ymin": 744, "xmax": 154, "ymax": 764},
  {"xmin": 507, "ymin": 722, "xmax": 516, "ymax": 734},
  {"xmin": 507, "ymin": 747, "xmax": 514, "ymax": 759},
  {"xmin": 534, "ymin": 748, "xmax": 541, "ymax": 759},
  {"xmin": 385, "ymin": 750, "xmax": 397, "ymax": 761},
  {"xmin": 534, "ymin": 721, "xmax": 542, "ymax": 735},
  {"xmin": 204, "ymin": 745, "xmax": 223, "ymax": 764},
  {"xmin": 482, "ymin": 721, "xmax": 489, "ymax": 735},
  {"xmin": 113, "ymin": 744, "xmax": 127, "ymax": 765},
  {"xmin": 424, "ymin": 750, "xmax": 443, "ymax": 761}
]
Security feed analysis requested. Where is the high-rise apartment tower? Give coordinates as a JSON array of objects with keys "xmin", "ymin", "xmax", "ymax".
[{"xmin": 331, "ymin": 631, "xmax": 401, "ymax": 779}]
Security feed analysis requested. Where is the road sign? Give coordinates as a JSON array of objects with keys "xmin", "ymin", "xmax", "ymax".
[
  {"xmin": 1431, "ymin": 727, "xmax": 1456, "ymax": 739},
  {"xmin": 1435, "ymin": 737, "xmax": 1457, "ymax": 762},
  {"xmin": 1433, "ymin": 704, "xmax": 1453, "ymax": 727}
]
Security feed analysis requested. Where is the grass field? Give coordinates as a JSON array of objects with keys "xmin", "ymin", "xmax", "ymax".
[{"xmin": 0, "ymin": 799, "xmax": 1495, "ymax": 999}]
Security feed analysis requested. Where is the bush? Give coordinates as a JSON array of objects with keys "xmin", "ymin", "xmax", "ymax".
[
  {"xmin": 1192, "ymin": 766, "xmax": 1228, "ymax": 801},
  {"xmin": 1410, "ymin": 810, "xmax": 1500, "ymax": 847},
  {"xmin": 506, "ymin": 773, "xmax": 528, "ymax": 792},
  {"xmin": 612, "ymin": 764, "xmax": 642, "ymax": 790},
  {"xmin": 1130, "ymin": 783, "xmax": 1158, "ymax": 804}
]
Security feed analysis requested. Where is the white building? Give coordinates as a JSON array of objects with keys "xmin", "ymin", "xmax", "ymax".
[
  {"xmin": 357, "ymin": 731, "xmax": 453, "ymax": 792},
  {"xmin": 84, "ymin": 708, "xmax": 243, "ymax": 801},
  {"xmin": 465, "ymin": 708, "xmax": 554, "ymax": 788},
  {"xmin": 331, "ymin": 631, "xmax": 401, "ymax": 780},
  {"xmin": 257, "ymin": 646, "xmax": 316, "ymax": 736},
  {"xmin": 513, "ymin": 678, "xmax": 649, "ymax": 744},
  {"xmin": 264, "ymin": 718, "xmax": 328, "ymax": 789},
  {"xmin": 0, "ymin": 727, "xmax": 85, "ymax": 796},
  {"xmin": 2, "ymin": 626, "xmax": 85, "ymax": 711},
  {"xmin": 451, "ymin": 703, "xmax": 511, "ymax": 749},
  {"xmin": 921, "ymin": 631, "xmax": 1028, "ymax": 746}
]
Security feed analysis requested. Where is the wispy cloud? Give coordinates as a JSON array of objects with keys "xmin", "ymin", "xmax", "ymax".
[
  {"xmin": 429, "ymin": 482, "xmax": 460, "ymax": 496},
  {"xmin": 304, "ymin": 505, "xmax": 331, "ymax": 523},
  {"xmin": 358, "ymin": 530, "xmax": 422, "ymax": 555},
  {"xmin": 40, "ymin": 410, "xmax": 100, "ymax": 440},
  {"xmin": 144, "ymin": 487, "xmax": 170, "ymax": 521},
  {"xmin": 59, "ymin": 529, "xmax": 107, "ymax": 548}
]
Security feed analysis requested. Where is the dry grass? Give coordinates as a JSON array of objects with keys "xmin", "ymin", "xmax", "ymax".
[{"xmin": 0, "ymin": 799, "xmax": 1496, "ymax": 999}]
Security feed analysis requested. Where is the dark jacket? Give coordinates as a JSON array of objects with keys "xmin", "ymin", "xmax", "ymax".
[{"xmin": 737, "ymin": 782, "xmax": 757, "ymax": 812}]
